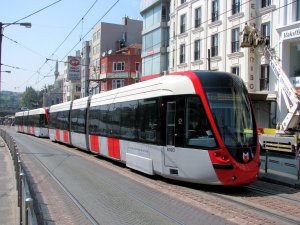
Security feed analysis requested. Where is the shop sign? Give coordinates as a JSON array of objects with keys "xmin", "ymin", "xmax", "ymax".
[
  {"xmin": 107, "ymin": 72, "xmax": 129, "ymax": 78},
  {"xmin": 282, "ymin": 27, "xmax": 300, "ymax": 40}
]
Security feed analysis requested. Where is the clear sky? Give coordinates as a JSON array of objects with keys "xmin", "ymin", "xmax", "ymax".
[{"xmin": 0, "ymin": 0, "xmax": 142, "ymax": 92}]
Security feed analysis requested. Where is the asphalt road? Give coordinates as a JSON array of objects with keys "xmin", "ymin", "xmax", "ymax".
[{"xmin": 8, "ymin": 128, "xmax": 234, "ymax": 225}]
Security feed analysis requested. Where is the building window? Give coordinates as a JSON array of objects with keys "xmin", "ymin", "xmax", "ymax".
[
  {"xmin": 211, "ymin": 34, "xmax": 218, "ymax": 57},
  {"xmin": 262, "ymin": 0, "xmax": 271, "ymax": 8},
  {"xmin": 195, "ymin": 7, "xmax": 202, "ymax": 28},
  {"xmin": 194, "ymin": 39, "xmax": 201, "ymax": 61},
  {"xmin": 112, "ymin": 79, "xmax": 125, "ymax": 89},
  {"xmin": 135, "ymin": 62, "xmax": 140, "ymax": 71},
  {"xmin": 180, "ymin": 14, "xmax": 186, "ymax": 33},
  {"xmin": 232, "ymin": 28, "xmax": 240, "ymax": 53},
  {"xmin": 232, "ymin": 0, "xmax": 240, "ymax": 14},
  {"xmin": 231, "ymin": 66, "xmax": 240, "ymax": 76},
  {"xmin": 181, "ymin": 0, "xmax": 186, "ymax": 4},
  {"xmin": 261, "ymin": 22, "xmax": 271, "ymax": 45},
  {"xmin": 180, "ymin": 44, "xmax": 185, "ymax": 64},
  {"xmin": 101, "ymin": 64, "xmax": 106, "ymax": 73},
  {"xmin": 113, "ymin": 62, "xmax": 125, "ymax": 71},
  {"xmin": 212, "ymin": 0, "xmax": 219, "ymax": 22},
  {"xmin": 260, "ymin": 65, "xmax": 269, "ymax": 91}
]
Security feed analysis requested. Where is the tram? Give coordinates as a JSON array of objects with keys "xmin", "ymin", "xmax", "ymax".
[
  {"xmin": 15, "ymin": 108, "xmax": 49, "ymax": 137},
  {"xmin": 17, "ymin": 71, "xmax": 260, "ymax": 186}
]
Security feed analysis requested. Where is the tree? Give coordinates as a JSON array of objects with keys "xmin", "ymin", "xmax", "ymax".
[{"xmin": 21, "ymin": 87, "xmax": 39, "ymax": 109}]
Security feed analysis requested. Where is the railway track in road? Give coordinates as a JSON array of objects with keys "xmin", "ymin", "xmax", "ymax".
[
  {"xmin": 10, "ymin": 128, "xmax": 300, "ymax": 225},
  {"xmin": 13, "ymin": 131, "xmax": 215, "ymax": 225},
  {"xmin": 207, "ymin": 188, "xmax": 300, "ymax": 225}
]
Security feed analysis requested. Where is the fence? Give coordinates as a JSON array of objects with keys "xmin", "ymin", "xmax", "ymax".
[{"xmin": 0, "ymin": 128, "xmax": 38, "ymax": 225}]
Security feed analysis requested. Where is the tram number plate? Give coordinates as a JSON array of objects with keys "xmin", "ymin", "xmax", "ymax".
[{"xmin": 167, "ymin": 147, "xmax": 175, "ymax": 152}]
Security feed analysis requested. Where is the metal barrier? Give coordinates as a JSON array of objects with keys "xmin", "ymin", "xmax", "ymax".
[
  {"xmin": 0, "ymin": 129, "xmax": 38, "ymax": 225},
  {"xmin": 260, "ymin": 149, "xmax": 300, "ymax": 181}
]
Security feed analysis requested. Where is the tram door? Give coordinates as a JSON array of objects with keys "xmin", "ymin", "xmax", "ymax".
[{"xmin": 164, "ymin": 100, "xmax": 184, "ymax": 168}]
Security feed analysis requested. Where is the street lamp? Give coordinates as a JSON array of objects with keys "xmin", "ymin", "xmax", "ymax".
[{"xmin": 0, "ymin": 22, "xmax": 32, "ymax": 92}]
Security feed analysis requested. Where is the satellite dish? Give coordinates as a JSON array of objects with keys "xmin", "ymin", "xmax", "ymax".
[
  {"xmin": 108, "ymin": 49, "xmax": 112, "ymax": 55},
  {"xmin": 102, "ymin": 52, "xmax": 106, "ymax": 57}
]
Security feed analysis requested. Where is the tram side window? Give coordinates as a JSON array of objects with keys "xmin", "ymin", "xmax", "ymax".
[
  {"xmin": 186, "ymin": 96, "xmax": 217, "ymax": 148},
  {"xmin": 120, "ymin": 100, "xmax": 138, "ymax": 140},
  {"xmin": 49, "ymin": 112, "xmax": 56, "ymax": 129},
  {"xmin": 99, "ymin": 105, "xmax": 109, "ymax": 136},
  {"xmin": 33, "ymin": 115, "xmax": 39, "ymax": 127},
  {"xmin": 88, "ymin": 107, "xmax": 100, "ymax": 135},
  {"xmin": 109, "ymin": 103, "xmax": 121, "ymax": 137},
  {"xmin": 63, "ymin": 110, "xmax": 70, "ymax": 130},
  {"xmin": 40, "ymin": 114, "xmax": 47, "ymax": 128},
  {"xmin": 71, "ymin": 109, "xmax": 78, "ymax": 132},
  {"xmin": 77, "ymin": 109, "xmax": 86, "ymax": 133},
  {"xmin": 138, "ymin": 98, "xmax": 159, "ymax": 143}
]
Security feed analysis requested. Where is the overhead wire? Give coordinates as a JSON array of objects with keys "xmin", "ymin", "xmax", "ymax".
[
  {"xmin": 3, "ymin": 0, "xmax": 63, "ymax": 28},
  {"xmin": 35, "ymin": 0, "xmax": 121, "ymax": 86},
  {"xmin": 15, "ymin": 0, "xmax": 101, "ymax": 90}
]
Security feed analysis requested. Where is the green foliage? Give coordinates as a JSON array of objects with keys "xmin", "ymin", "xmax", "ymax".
[{"xmin": 21, "ymin": 86, "xmax": 40, "ymax": 109}]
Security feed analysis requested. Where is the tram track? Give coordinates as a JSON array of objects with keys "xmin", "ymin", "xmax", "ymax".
[
  {"xmin": 207, "ymin": 190, "xmax": 300, "ymax": 225},
  {"xmin": 246, "ymin": 184, "xmax": 300, "ymax": 205},
  {"xmin": 11, "ymin": 129, "xmax": 300, "ymax": 224},
  {"xmin": 14, "ymin": 132, "xmax": 193, "ymax": 224}
]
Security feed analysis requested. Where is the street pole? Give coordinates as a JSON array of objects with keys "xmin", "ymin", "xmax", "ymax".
[
  {"xmin": 0, "ymin": 22, "xmax": 3, "ymax": 92},
  {"xmin": 0, "ymin": 22, "xmax": 31, "ymax": 93}
]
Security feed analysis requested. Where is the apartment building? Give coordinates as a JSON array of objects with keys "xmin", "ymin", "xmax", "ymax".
[
  {"xmin": 140, "ymin": 0, "xmax": 300, "ymax": 129},
  {"xmin": 89, "ymin": 17, "xmax": 142, "ymax": 94}
]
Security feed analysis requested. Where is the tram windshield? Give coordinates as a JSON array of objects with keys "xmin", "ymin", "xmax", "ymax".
[{"xmin": 205, "ymin": 85, "xmax": 256, "ymax": 162}]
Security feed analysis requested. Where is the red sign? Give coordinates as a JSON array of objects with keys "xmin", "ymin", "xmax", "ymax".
[
  {"xmin": 147, "ymin": 50, "xmax": 155, "ymax": 55},
  {"xmin": 69, "ymin": 58, "xmax": 80, "ymax": 66}
]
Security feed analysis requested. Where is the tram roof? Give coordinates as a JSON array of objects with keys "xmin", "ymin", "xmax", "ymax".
[
  {"xmin": 90, "ymin": 75, "xmax": 195, "ymax": 107},
  {"xmin": 28, "ymin": 108, "xmax": 47, "ymax": 115}
]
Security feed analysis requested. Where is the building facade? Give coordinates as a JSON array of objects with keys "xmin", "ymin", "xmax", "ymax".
[
  {"xmin": 89, "ymin": 17, "xmax": 142, "ymax": 94},
  {"xmin": 140, "ymin": 0, "xmax": 171, "ymax": 80},
  {"xmin": 140, "ymin": 0, "xmax": 300, "ymax": 130},
  {"xmin": 81, "ymin": 41, "xmax": 91, "ymax": 98},
  {"xmin": 99, "ymin": 44, "xmax": 142, "ymax": 92}
]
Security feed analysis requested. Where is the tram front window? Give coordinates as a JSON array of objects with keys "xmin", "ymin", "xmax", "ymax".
[
  {"xmin": 205, "ymin": 86, "xmax": 256, "ymax": 162},
  {"xmin": 186, "ymin": 96, "xmax": 217, "ymax": 148}
]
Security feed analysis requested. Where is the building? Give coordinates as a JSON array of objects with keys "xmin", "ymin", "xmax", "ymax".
[
  {"xmin": 81, "ymin": 41, "xmax": 91, "ymax": 98},
  {"xmin": 140, "ymin": 0, "xmax": 170, "ymax": 80},
  {"xmin": 43, "ymin": 61, "xmax": 63, "ymax": 107},
  {"xmin": 99, "ymin": 44, "xmax": 142, "ymax": 92},
  {"xmin": 89, "ymin": 17, "xmax": 142, "ymax": 94},
  {"xmin": 140, "ymin": 0, "xmax": 300, "ymax": 130}
]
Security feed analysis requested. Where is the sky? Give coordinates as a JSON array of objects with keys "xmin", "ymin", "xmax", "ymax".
[{"xmin": 0, "ymin": 0, "xmax": 142, "ymax": 92}]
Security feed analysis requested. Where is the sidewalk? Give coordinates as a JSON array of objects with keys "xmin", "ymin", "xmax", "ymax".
[
  {"xmin": 0, "ymin": 137, "xmax": 19, "ymax": 225},
  {"xmin": 259, "ymin": 169, "xmax": 300, "ymax": 188}
]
